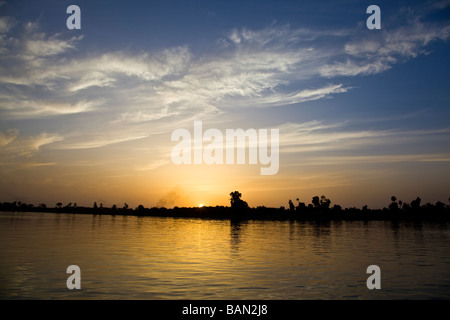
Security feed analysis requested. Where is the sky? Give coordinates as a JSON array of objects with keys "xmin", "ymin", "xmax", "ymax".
[{"xmin": 0, "ymin": 0, "xmax": 449, "ymax": 209}]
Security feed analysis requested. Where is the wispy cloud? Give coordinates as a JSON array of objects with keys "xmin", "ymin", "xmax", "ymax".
[
  {"xmin": 0, "ymin": 129, "xmax": 18, "ymax": 147},
  {"xmin": 57, "ymin": 133, "xmax": 148, "ymax": 150},
  {"xmin": 0, "ymin": 99, "xmax": 100, "ymax": 119},
  {"xmin": 0, "ymin": 3, "xmax": 449, "ymax": 175},
  {"xmin": 23, "ymin": 34, "xmax": 82, "ymax": 58},
  {"xmin": 235, "ymin": 83, "xmax": 351, "ymax": 108},
  {"xmin": 301, "ymin": 154, "xmax": 450, "ymax": 165},
  {"xmin": 320, "ymin": 59, "xmax": 391, "ymax": 77},
  {"xmin": 0, "ymin": 16, "xmax": 14, "ymax": 34},
  {"xmin": 1, "ymin": 9, "xmax": 448, "ymax": 124},
  {"xmin": 21, "ymin": 162, "xmax": 57, "ymax": 168},
  {"xmin": 0, "ymin": 131, "xmax": 64, "ymax": 159},
  {"xmin": 321, "ymin": 17, "xmax": 450, "ymax": 78},
  {"xmin": 278, "ymin": 121, "xmax": 450, "ymax": 154},
  {"xmin": 117, "ymin": 109, "xmax": 180, "ymax": 123}
]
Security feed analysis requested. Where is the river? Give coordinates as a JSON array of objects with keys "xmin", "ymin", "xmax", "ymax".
[{"xmin": 0, "ymin": 211, "xmax": 449, "ymax": 299}]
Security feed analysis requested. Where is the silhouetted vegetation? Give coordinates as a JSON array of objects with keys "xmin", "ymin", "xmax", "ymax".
[
  {"xmin": 0, "ymin": 193, "xmax": 449, "ymax": 221},
  {"xmin": 230, "ymin": 191, "xmax": 249, "ymax": 210}
]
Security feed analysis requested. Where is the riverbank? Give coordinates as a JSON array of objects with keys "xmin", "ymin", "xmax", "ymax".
[{"xmin": 1, "ymin": 202, "xmax": 449, "ymax": 222}]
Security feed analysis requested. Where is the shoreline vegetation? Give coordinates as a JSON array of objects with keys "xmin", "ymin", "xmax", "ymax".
[{"xmin": 1, "ymin": 191, "xmax": 449, "ymax": 221}]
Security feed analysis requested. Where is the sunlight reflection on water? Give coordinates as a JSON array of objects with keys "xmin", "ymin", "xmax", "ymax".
[{"xmin": 0, "ymin": 211, "xmax": 449, "ymax": 299}]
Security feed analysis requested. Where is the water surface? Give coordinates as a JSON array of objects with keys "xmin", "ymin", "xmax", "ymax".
[{"xmin": 0, "ymin": 211, "xmax": 449, "ymax": 299}]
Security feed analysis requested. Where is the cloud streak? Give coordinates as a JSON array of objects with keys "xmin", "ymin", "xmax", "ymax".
[
  {"xmin": 0, "ymin": 131, "xmax": 64, "ymax": 160},
  {"xmin": 321, "ymin": 18, "xmax": 450, "ymax": 78},
  {"xmin": 278, "ymin": 121, "xmax": 450, "ymax": 154}
]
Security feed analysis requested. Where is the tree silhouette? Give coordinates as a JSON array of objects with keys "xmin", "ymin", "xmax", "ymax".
[
  {"xmin": 312, "ymin": 195, "xmax": 331, "ymax": 210},
  {"xmin": 389, "ymin": 196, "xmax": 399, "ymax": 211},
  {"xmin": 312, "ymin": 196, "xmax": 320, "ymax": 208},
  {"xmin": 230, "ymin": 191, "xmax": 249, "ymax": 210},
  {"xmin": 288, "ymin": 200, "xmax": 295, "ymax": 212},
  {"xmin": 319, "ymin": 195, "xmax": 331, "ymax": 209},
  {"xmin": 296, "ymin": 198, "xmax": 306, "ymax": 212},
  {"xmin": 436, "ymin": 201, "xmax": 445, "ymax": 211},
  {"xmin": 411, "ymin": 197, "xmax": 421, "ymax": 210},
  {"xmin": 2, "ymin": 190, "xmax": 450, "ymax": 221}
]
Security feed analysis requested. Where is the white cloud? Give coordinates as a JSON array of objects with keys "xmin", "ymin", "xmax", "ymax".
[
  {"xmin": 118, "ymin": 109, "xmax": 180, "ymax": 123},
  {"xmin": 0, "ymin": 16, "xmax": 14, "ymax": 33},
  {"xmin": 224, "ymin": 24, "xmax": 348, "ymax": 48},
  {"xmin": 320, "ymin": 60, "xmax": 391, "ymax": 77},
  {"xmin": 0, "ymin": 99, "xmax": 101, "ymax": 119},
  {"xmin": 0, "ymin": 46, "xmax": 189, "ymax": 88},
  {"xmin": 68, "ymin": 72, "xmax": 116, "ymax": 92},
  {"xmin": 31, "ymin": 133, "xmax": 64, "ymax": 150},
  {"xmin": 221, "ymin": 83, "xmax": 351, "ymax": 108},
  {"xmin": 0, "ymin": 132, "xmax": 64, "ymax": 159},
  {"xmin": 286, "ymin": 84, "xmax": 349, "ymax": 103},
  {"xmin": 0, "ymin": 10, "xmax": 448, "ymax": 163},
  {"xmin": 74, "ymin": 48, "xmax": 190, "ymax": 82},
  {"xmin": 278, "ymin": 121, "xmax": 450, "ymax": 154},
  {"xmin": 322, "ymin": 20, "xmax": 450, "ymax": 77},
  {"xmin": 279, "ymin": 121, "xmax": 389, "ymax": 152},
  {"xmin": 2, "ymin": 17, "xmax": 448, "ymax": 124},
  {"xmin": 24, "ymin": 35, "xmax": 82, "ymax": 58},
  {"xmin": 58, "ymin": 133, "xmax": 148, "ymax": 150}
]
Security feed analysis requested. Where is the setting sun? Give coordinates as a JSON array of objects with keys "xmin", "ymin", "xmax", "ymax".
[{"xmin": 198, "ymin": 204, "xmax": 205, "ymax": 208}]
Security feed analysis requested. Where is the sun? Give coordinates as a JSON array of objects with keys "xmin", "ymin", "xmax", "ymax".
[{"xmin": 198, "ymin": 203, "xmax": 205, "ymax": 208}]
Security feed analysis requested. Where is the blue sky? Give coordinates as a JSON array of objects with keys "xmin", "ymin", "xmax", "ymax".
[{"xmin": 0, "ymin": 0, "xmax": 449, "ymax": 208}]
